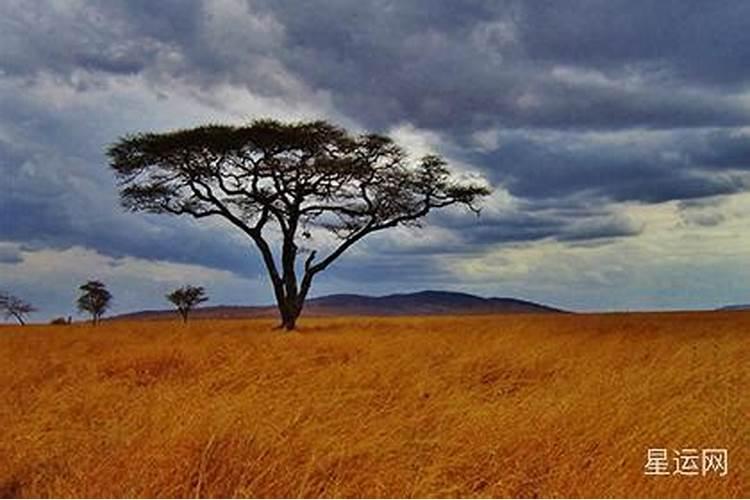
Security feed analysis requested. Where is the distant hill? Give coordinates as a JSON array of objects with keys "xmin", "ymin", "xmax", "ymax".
[
  {"xmin": 718, "ymin": 304, "xmax": 750, "ymax": 311},
  {"xmin": 111, "ymin": 290, "xmax": 565, "ymax": 321}
]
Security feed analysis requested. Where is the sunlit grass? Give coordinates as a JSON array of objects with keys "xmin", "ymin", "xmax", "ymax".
[{"xmin": 0, "ymin": 312, "xmax": 746, "ymax": 497}]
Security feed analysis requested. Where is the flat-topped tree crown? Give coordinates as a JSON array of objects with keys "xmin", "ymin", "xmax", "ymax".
[
  {"xmin": 76, "ymin": 280, "xmax": 111, "ymax": 326},
  {"xmin": 166, "ymin": 285, "xmax": 209, "ymax": 323},
  {"xmin": 108, "ymin": 119, "xmax": 491, "ymax": 330}
]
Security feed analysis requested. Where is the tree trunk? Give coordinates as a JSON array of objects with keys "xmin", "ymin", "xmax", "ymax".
[
  {"xmin": 277, "ymin": 269, "xmax": 315, "ymax": 331},
  {"xmin": 275, "ymin": 295, "xmax": 301, "ymax": 331},
  {"xmin": 282, "ymin": 313, "xmax": 297, "ymax": 331}
]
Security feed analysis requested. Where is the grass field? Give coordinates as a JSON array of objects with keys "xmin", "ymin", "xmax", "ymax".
[{"xmin": 0, "ymin": 312, "xmax": 746, "ymax": 498}]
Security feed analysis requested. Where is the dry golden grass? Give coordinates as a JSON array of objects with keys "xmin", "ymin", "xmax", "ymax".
[{"xmin": 0, "ymin": 312, "xmax": 746, "ymax": 498}]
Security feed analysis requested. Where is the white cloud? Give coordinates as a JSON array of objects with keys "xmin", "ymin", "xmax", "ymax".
[{"xmin": 442, "ymin": 196, "xmax": 750, "ymax": 310}]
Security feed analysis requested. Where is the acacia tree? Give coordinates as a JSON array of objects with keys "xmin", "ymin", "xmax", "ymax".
[
  {"xmin": 166, "ymin": 285, "xmax": 208, "ymax": 323},
  {"xmin": 108, "ymin": 119, "xmax": 490, "ymax": 330},
  {"xmin": 77, "ymin": 280, "xmax": 112, "ymax": 325},
  {"xmin": 0, "ymin": 292, "xmax": 36, "ymax": 325}
]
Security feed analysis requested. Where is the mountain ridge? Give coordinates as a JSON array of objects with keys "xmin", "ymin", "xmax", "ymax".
[
  {"xmin": 718, "ymin": 304, "xmax": 750, "ymax": 311},
  {"xmin": 110, "ymin": 290, "xmax": 565, "ymax": 321}
]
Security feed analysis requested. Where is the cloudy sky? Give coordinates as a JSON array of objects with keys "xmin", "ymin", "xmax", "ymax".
[{"xmin": 3, "ymin": 0, "xmax": 750, "ymax": 320}]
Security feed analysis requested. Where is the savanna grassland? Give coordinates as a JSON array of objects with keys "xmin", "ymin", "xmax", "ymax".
[{"xmin": 0, "ymin": 312, "xmax": 746, "ymax": 498}]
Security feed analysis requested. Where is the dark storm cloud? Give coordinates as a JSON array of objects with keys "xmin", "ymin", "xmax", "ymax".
[
  {"xmin": 470, "ymin": 211, "xmax": 643, "ymax": 245},
  {"xmin": 519, "ymin": 1, "xmax": 750, "ymax": 88},
  {"xmin": 466, "ymin": 128, "xmax": 750, "ymax": 206},
  {"xmin": 0, "ymin": 2, "xmax": 164, "ymax": 78},
  {"xmin": 457, "ymin": 212, "xmax": 565, "ymax": 246},
  {"xmin": 247, "ymin": 0, "xmax": 750, "ymax": 132},
  {"xmin": 0, "ymin": 0, "xmax": 290, "ymax": 100},
  {"xmin": 0, "ymin": 136, "xmax": 262, "ymax": 277},
  {"xmin": 394, "ymin": 205, "xmax": 645, "ymax": 253},
  {"xmin": 558, "ymin": 216, "xmax": 643, "ymax": 242},
  {"xmin": 691, "ymin": 131, "xmax": 750, "ymax": 170},
  {"xmin": 6, "ymin": 1, "xmax": 750, "ymax": 132},
  {"xmin": 4, "ymin": 0, "xmax": 750, "ymax": 136}
]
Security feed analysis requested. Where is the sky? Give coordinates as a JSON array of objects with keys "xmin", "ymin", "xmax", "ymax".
[{"xmin": 3, "ymin": 0, "xmax": 750, "ymax": 320}]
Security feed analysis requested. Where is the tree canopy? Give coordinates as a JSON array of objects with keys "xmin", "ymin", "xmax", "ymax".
[
  {"xmin": 0, "ymin": 292, "xmax": 36, "ymax": 325},
  {"xmin": 77, "ymin": 280, "xmax": 112, "ymax": 325},
  {"xmin": 166, "ymin": 285, "xmax": 209, "ymax": 323}
]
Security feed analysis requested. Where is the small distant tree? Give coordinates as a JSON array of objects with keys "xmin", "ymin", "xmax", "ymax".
[
  {"xmin": 76, "ymin": 280, "xmax": 112, "ymax": 325},
  {"xmin": 166, "ymin": 285, "xmax": 208, "ymax": 323},
  {"xmin": 0, "ymin": 292, "xmax": 36, "ymax": 325}
]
